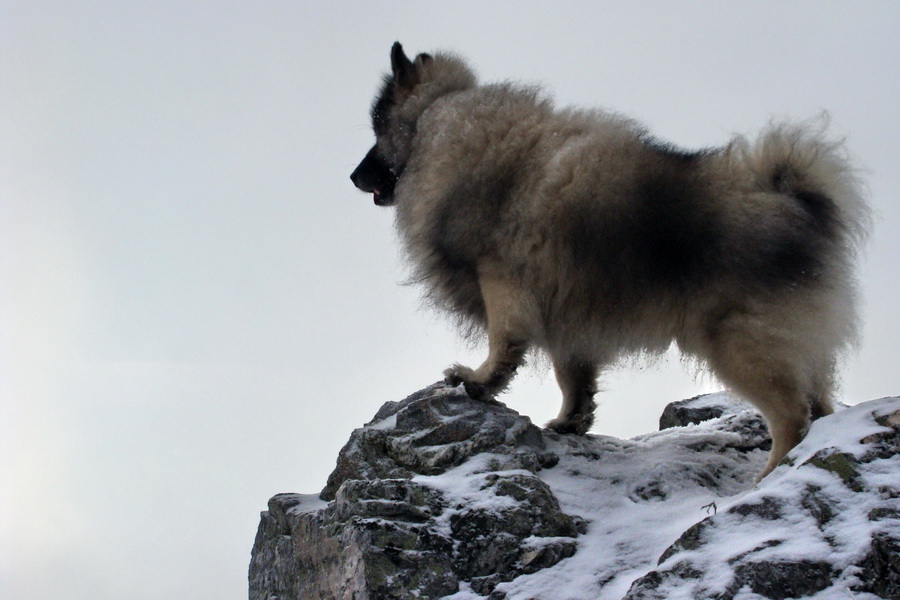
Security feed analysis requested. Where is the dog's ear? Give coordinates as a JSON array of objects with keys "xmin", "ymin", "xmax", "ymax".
[
  {"xmin": 415, "ymin": 52, "xmax": 433, "ymax": 68},
  {"xmin": 391, "ymin": 42, "xmax": 418, "ymax": 90}
]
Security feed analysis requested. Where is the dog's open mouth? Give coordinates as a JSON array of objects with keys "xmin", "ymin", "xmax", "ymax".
[{"xmin": 372, "ymin": 187, "xmax": 395, "ymax": 206}]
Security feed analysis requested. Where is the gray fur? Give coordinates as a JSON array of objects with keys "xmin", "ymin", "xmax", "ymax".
[{"xmin": 352, "ymin": 43, "xmax": 870, "ymax": 478}]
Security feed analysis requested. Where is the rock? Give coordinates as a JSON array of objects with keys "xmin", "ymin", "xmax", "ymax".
[
  {"xmin": 854, "ymin": 531, "xmax": 900, "ymax": 598},
  {"xmin": 624, "ymin": 400, "xmax": 900, "ymax": 600},
  {"xmin": 250, "ymin": 388, "xmax": 900, "ymax": 600},
  {"xmin": 250, "ymin": 383, "xmax": 580, "ymax": 599},
  {"xmin": 658, "ymin": 392, "xmax": 746, "ymax": 430},
  {"xmin": 248, "ymin": 485, "xmax": 458, "ymax": 600},
  {"xmin": 448, "ymin": 473, "xmax": 581, "ymax": 591},
  {"xmin": 320, "ymin": 382, "xmax": 556, "ymax": 501}
]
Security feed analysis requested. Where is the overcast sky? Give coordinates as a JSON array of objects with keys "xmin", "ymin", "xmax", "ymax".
[{"xmin": 2, "ymin": 2, "xmax": 899, "ymax": 599}]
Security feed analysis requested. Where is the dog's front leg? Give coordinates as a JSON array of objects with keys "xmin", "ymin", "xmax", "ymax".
[
  {"xmin": 444, "ymin": 272, "xmax": 531, "ymax": 400},
  {"xmin": 546, "ymin": 357, "xmax": 598, "ymax": 434}
]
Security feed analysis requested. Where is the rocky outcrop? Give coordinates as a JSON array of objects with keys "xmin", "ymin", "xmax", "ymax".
[
  {"xmin": 319, "ymin": 385, "xmax": 558, "ymax": 501},
  {"xmin": 249, "ymin": 385, "xmax": 900, "ymax": 600},
  {"xmin": 625, "ymin": 400, "xmax": 900, "ymax": 600},
  {"xmin": 249, "ymin": 383, "xmax": 578, "ymax": 599}
]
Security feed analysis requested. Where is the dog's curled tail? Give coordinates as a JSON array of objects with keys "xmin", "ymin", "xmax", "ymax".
[
  {"xmin": 734, "ymin": 115, "xmax": 872, "ymax": 253},
  {"xmin": 726, "ymin": 116, "xmax": 871, "ymax": 354}
]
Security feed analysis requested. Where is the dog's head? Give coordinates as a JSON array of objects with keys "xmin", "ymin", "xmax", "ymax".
[{"xmin": 351, "ymin": 42, "xmax": 476, "ymax": 206}]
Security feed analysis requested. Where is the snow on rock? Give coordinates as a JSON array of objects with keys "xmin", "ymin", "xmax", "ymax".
[
  {"xmin": 319, "ymin": 383, "xmax": 557, "ymax": 502},
  {"xmin": 248, "ymin": 385, "xmax": 900, "ymax": 600},
  {"xmin": 624, "ymin": 398, "xmax": 900, "ymax": 600},
  {"xmin": 658, "ymin": 391, "xmax": 758, "ymax": 431}
]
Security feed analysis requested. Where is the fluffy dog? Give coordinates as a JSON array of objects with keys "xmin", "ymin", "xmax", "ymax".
[{"xmin": 351, "ymin": 43, "xmax": 869, "ymax": 478}]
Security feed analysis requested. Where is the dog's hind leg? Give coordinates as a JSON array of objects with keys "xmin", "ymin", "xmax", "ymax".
[
  {"xmin": 749, "ymin": 381, "xmax": 811, "ymax": 480},
  {"xmin": 444, "ymin": 271, "xmax": 532, "ymax": 400},
  {"xmin": 704, "ymin": 314, "xmax": 830, "ymax": 480},
  {"xmin": 808, "ymin": 370, "xmax": 836, "ymax": 421},
  {"xmin": 711, "ymin": 355, "xmax": 810, "ymax": 478},
  {"xmin": 546, "ymin": 356, "xmax": 599, "ymax": 435}
]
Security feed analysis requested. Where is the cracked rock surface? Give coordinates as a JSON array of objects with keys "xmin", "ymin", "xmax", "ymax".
[{"xmin": 249, "ymin": 385, "xmax": 900, "ymax": 600}]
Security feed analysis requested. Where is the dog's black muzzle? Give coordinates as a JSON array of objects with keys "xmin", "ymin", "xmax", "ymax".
[{"xmin": 351, "ymin": 145, "xmax": 397, "ymax": 206}]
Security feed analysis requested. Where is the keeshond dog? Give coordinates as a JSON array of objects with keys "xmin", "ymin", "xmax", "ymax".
[{"xmin": 351, "ymin": 43, "xmax": 869, "ymax": 478}]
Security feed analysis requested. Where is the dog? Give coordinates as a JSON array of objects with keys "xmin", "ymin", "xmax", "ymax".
[{"xmin": 351, "ymin": 42, "xmax": 869, "ymax": 478}]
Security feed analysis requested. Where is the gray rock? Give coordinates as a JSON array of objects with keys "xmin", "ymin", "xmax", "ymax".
[
  {"xmin": 658, "ymin": 392, "xmax": 746, "ymax": 430},
  {"xmin": 853, "ymin": 531, "xmax": 900, "ymax": 598},
  {"xmin": 449, "ymin": 473, "xmax": 581, "ymax": 591},
  {"xmin": 320, "ymin": 382, "xmax": 556, "ymax": 501},
  {"xmin": 624, "ymin": 401, "xmax": 900, "ymax": 600},
  {"xmin": 249, "ymin": 485, "xmax": 458, "ymax": 600},
  {"xmin": 250, "ymin": 383, "xmax": 580, "ymax": 599},
  {"xmin": 250, "ymin": 388, "xmax": 900, "ymax": 600},
  {"xmin": 731, "ymin": 560, "xmax": 834, "ymax": 599}
]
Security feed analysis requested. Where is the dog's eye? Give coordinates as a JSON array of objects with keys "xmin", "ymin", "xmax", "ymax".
[
  {"xmin": 372, "ymin": 109, "xmax": 390, "ymax": 136},
  {"xmin": 370, "ymin": 76, "xmax": 396, "ymax": 136}
]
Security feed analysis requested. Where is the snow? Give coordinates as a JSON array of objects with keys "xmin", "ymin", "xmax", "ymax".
[
  {"xmin": 785, "ymin": 397, "xmax": 897, "ymax": 466},
  {"xmin": 412, "ymin": 454, "xmax": 535, "ymax": 539},
  {"xmin": 420, "ymin": 404, "xmax": 763, "ymax": 599},
  {"xmin": 284, "ymin": 493, "xmax": 330, "ymax": 515},
  {"xmin": 369, "ymin": 413, "xmax": 398, "ymax": 431},
  {"xmin": 682, "ymin": 391, "xmax": 746, "ymax": 410},
  {"xmin": 259, "ymin": 393, "xmax": 898, "ymax": 599},
  {"xmin": 425, "ymin": 397, "xmax": 900, "ymax": 599}
]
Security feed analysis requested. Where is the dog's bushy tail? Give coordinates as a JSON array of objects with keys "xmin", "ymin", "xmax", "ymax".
[
  {"xmin": 735, "ymin": 115, "xmax": 871, "ymax": 253},
  {"xmin": 726, "ymin": 115, "xmax": 871, "ymax": 355}
]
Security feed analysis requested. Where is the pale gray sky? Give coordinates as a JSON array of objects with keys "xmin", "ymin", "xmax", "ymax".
[{"xmin": 2, "ymin": 2, "xmax": 899, "ymax": 599}]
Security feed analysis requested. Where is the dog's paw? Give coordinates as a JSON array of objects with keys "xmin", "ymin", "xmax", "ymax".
[
  {"xmin": 464, "ymin": 381, "xmax": 493, "ymax": 401},
  {"xmin": 443, "ymin": 364, "xmax": 476, "ymax": 387},
  {"xmin": 546, "ymin": 413, "xmax": 594, "ymax": 435},
  {"xmin": 443, "ymin": 365, "xmax": 493, "ymax": 401}
]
